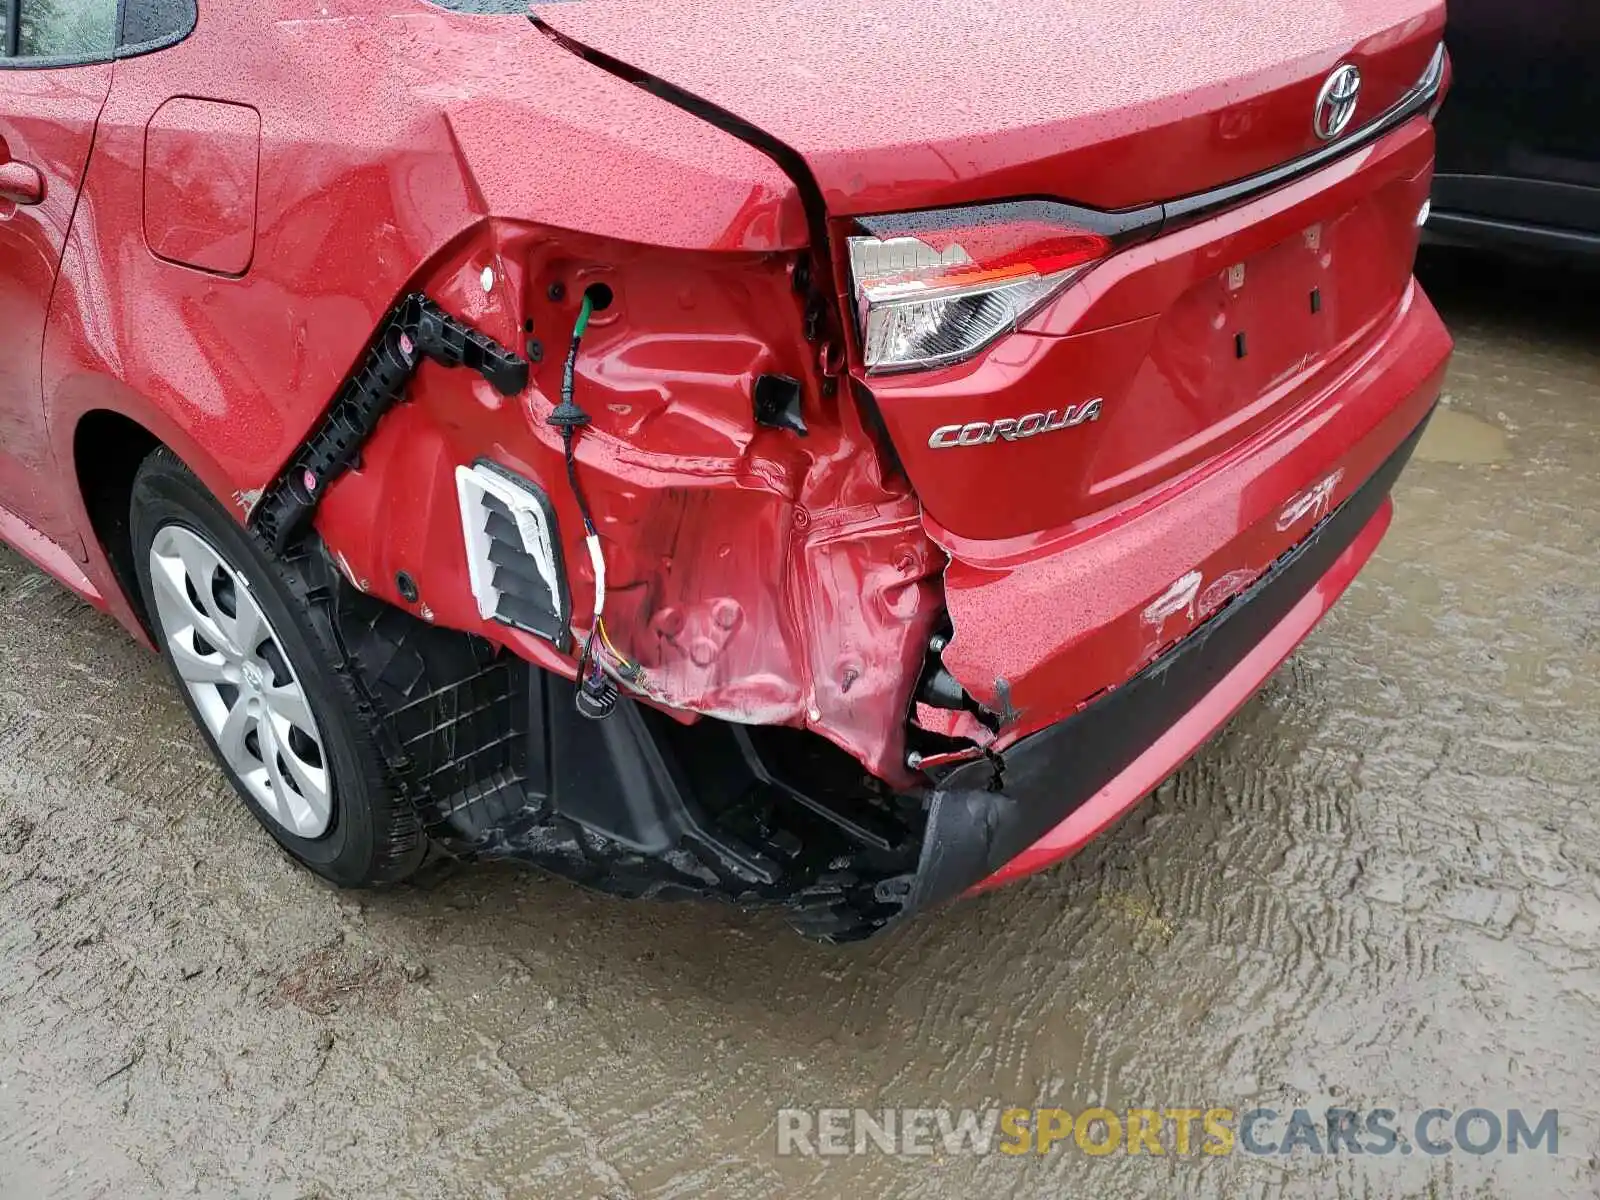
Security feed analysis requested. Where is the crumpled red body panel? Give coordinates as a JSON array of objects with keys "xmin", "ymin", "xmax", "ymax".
[{"xmin": 312, "ymin": 221, "xmax": 942, "ymax": 786}]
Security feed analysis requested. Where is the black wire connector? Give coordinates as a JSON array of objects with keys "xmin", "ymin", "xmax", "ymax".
[{"xmin": 548, "ymin": 291, "xmax": 641, "ymax": 719}]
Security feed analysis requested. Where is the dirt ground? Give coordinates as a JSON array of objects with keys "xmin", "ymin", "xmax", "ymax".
[{"xmin": 2, "ymin": 251, "xmax": 1598, "ymax": 1199}]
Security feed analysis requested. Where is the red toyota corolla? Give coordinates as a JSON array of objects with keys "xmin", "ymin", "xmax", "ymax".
[{"xmin": 0, "ymin": 0, "xmax": 1451, "ymax": 938}]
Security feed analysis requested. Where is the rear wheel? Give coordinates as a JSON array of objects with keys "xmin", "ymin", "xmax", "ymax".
[
  {"xmin": 131, "ymin": 449, "xmax": 425, "ymax": 885},
  {"xmin": 146, "ymin": 523, "xmax": 334, "ymax": 839}
]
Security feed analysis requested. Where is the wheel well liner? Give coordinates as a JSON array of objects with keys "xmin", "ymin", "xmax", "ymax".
[{"xmin": 73, "ymin": 409, "xmax": 162, "ymax": 635}]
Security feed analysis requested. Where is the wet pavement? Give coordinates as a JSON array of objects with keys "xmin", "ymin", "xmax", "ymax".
[{"xmin": 2, "ymin": 252, "xmax": 1598, "ymax": 1199}]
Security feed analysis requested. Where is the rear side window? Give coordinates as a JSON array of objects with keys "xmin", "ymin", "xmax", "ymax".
[
  {"xmin": 119, "ymin": 0, "xmax": 196, "ymax": 54},
  {"xmin": 422, "ymin": 0, "xmax": 533, "ymax": 10},
  {"xmin": 0, "ymin": 0, "xmax": 195, "ymax": 62},
  {"xmin": 20, "ymin": 0, "xmax": 116, "ymax": 58},
  {"xmin": 15, "ymin": 0, "xmax": 118, "ymax": 58}
]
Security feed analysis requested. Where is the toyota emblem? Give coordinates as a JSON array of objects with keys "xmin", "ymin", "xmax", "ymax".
[{"xmin": 1314, "ymin": 64, "xmax": 1363, "ymax": 141}]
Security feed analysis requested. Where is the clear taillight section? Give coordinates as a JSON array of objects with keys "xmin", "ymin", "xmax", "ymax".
[
  {"xmin": 1423, "ymin": 42, "xmax": 1449, "ymax": 121},
  {"xmin": 848, "ymin": 205, "xmax": 1113, "ymax": 373}
]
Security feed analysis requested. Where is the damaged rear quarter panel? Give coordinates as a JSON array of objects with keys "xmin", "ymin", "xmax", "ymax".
[
  {"xmin": 44, "ymin": 0, "xmax": 805, "ymax": 629},
  {"xmin": 314, "ymin": 226, "xmax": 945, "ymax": 788},
  {"xmin": 43, "ymin": 0, "xmax": 948, "ymax": 782}
]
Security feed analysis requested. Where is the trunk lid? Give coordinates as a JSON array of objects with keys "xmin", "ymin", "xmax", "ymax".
[
  {"xmin": 865, "ymin": 115, "xmax": 1440, "ymax": 542},
  {"xmin": 538, "ymin": 0, "xmax": 1444, "ymax": 546},
  {"xmin": 533, "ymin": 0, "xmax": 1443, "ymax": 215}
]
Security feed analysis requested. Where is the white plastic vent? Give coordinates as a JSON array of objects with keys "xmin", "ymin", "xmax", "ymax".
[{"xmin": 455, "ymin": 461, "xmax": 568, "ymax": 646}]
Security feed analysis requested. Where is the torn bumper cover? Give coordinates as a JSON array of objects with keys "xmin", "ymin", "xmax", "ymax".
[
  {"xmin": 399, "ymin": 407, "xmax": 1429, "ymax": 941},
  {"xmin": 901, "ymin": 408, "xmax": 1431, "ymax": 916}
]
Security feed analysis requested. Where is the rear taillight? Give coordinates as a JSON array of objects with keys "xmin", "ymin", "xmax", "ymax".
[
  {"xmin": 848, "ymin": 203, "xmax": 1115, "ymax": 373},
  {"xmin": 1424, "ymin": 42, "xmax": 1449, "ymax": 121}
]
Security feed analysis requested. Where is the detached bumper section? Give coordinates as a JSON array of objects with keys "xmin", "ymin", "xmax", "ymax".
[
  {"xmin": 262, "ymin": 268, "xmax": 1435, "ymax": 939},
  {"xmin": 349, "ymin": 406, "xmax": 1429, "ymax": 941},
  {"xmin": 907, "ymin": 408, "xmax": 1431, "ymax": 912}
]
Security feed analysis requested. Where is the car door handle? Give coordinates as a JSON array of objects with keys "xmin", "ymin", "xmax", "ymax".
[{"xmin": 0, "ymin": 160, "xmax": 44, "ymax": 205}]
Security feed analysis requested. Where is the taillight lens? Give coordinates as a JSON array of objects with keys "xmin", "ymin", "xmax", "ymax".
[
  {"xmin": 848, "ymin": 204, "xmax": 1113, "ymax": 373},
  {"xmin": 1424, "ymin": 42, "xmax": 1450, "ymax": 121}
]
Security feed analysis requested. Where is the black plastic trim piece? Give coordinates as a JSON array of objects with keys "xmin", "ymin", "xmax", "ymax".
[
  {"xmin": 854, "ymin": 196, "xmax": 1162, "ymax": 244},
  {"xmin": 752, "ymin": 373, "xmax": 808, "ymax": 436},
  {"xmin": 442, "ymin": 678, "xmax": 924, "ymax": 941},
  {"xmin": 252, "ymin": 293, "xmax": 528, "ymax": 552},
  {"xmin": 1423, "ymin": 211, "xmax": 1600, "ymax": 259}
]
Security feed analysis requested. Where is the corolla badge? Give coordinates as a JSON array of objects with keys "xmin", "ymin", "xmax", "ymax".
[
  {"xmin": 1314, "ymin": 64, "xmax": 1362, "ymax": 141},
  {"xmin": 928, "ymin": 399, "xmax": 1103, "ymax": 449}
]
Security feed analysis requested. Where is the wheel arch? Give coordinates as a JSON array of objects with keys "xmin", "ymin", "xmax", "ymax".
[
  {"xmin": 72, "ymin": 409, "xmax": 164, "ymax": 637},
  {"xmin": 68, "ymin": 400, "xmax": 246, "ymax": 642}
]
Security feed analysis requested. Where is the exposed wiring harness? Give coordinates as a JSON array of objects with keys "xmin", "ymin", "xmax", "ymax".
[{"xmin": 547, "ymin": 289, "xmax": 640, "ymax": 717}]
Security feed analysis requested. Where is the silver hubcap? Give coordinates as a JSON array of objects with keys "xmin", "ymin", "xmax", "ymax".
[{"xmin": 148, "ymin": 525, "xmax": 333, "ymax": 838}]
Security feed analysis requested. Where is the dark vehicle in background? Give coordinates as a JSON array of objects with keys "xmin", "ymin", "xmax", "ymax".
[{"xmin": 1430, "ymin": 0, "xmax": 1600, "ymax": 255}]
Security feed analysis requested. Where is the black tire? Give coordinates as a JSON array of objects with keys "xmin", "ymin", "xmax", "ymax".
[{"xmin": 130, "ymin": 448, "xmax": 425, "ymax": 886}]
